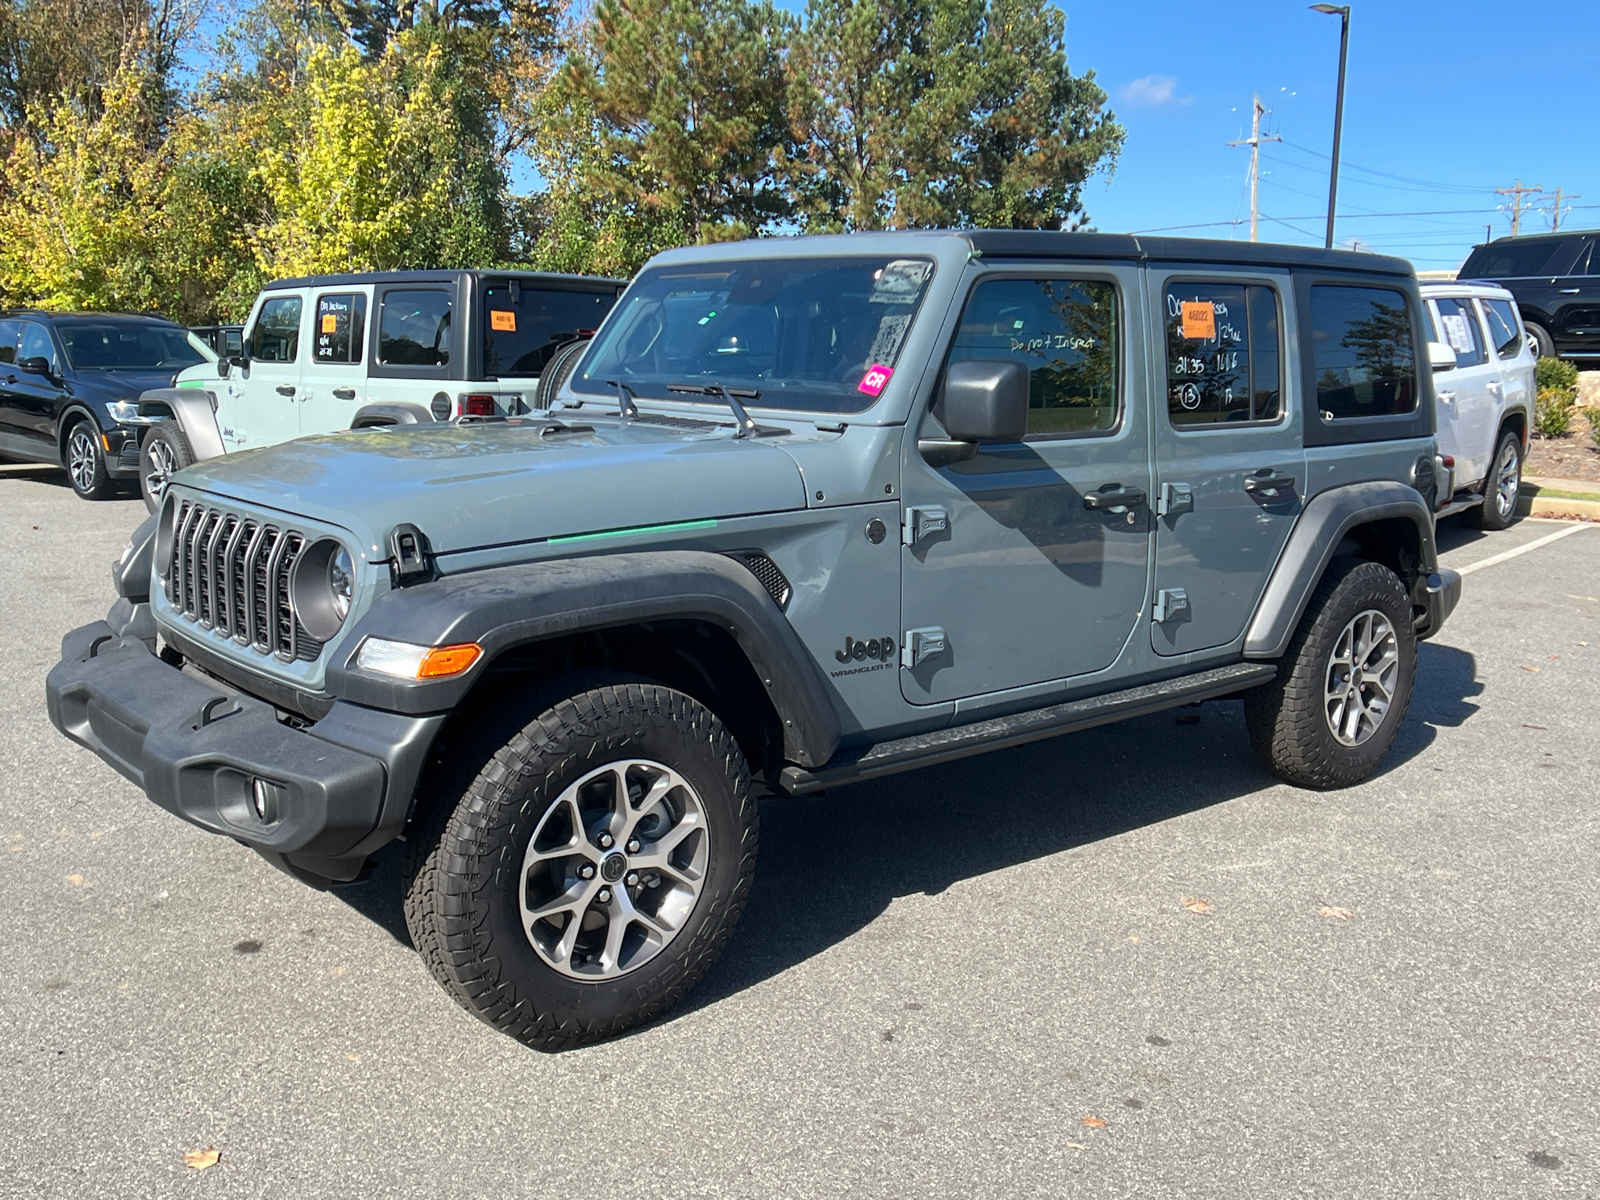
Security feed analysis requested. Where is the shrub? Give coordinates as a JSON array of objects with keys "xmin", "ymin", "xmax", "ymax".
[
  {"xmin": 1536, "ymin": 356, "xmax": 1579, "ymax": 393},
  {"xmin": 1535, "ymin": 389, "xmax": 1574, "ymax": 438},
  {"xmin": 1589, "ymin": 408, "xmax": 1600, "ymax": 450}
]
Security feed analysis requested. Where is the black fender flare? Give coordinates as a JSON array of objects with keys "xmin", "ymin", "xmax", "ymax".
[
  {"xmin": 326, "ymin": 550, "xmax": 844, "ymax": 769},
  {"xmin": 350, "ymin": 402, "xmax": 435, "ymax": 429},
  {"xmin": 1244, "ymin": 481, "xmax": 1437, "ymax": 659},
  {"xmin": 135, "ymin": 387, "xmax": 226, "ymax": 460}
]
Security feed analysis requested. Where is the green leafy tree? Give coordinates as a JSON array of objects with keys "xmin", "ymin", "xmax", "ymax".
[
  {"xmin": 565, "ymin": 0, "xmax": 795, "ymax": 244},
  {"xmin": 786, "ymin": 0, "xmax": 1123, "ymax": 230}
]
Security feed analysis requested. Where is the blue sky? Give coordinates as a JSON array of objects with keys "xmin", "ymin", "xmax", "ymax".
[{"xmin": 1064, "ymin": 0, "xmax": 1600, "ymax": 269}]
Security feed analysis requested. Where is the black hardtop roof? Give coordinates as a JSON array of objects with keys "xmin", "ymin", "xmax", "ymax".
[
  {"xmin": 0, "ymin": 309, "xmax": 186, "ymax": 326},
  {"xmin": 262, "ymin": 268, "xmax": 628, "ymax": 291},
  {"xmin": 1472, "ymin": 229, "xmax": 1597, "ymax": 246},
  {"xmin": 959, "ymin": 230, "xmax": 1416, "ymax": 276}
]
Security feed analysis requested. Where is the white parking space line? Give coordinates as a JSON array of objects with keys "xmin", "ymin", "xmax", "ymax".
[{"xmin": 1454, "ymin": 522, "xmax": 1591, "ymax": 577}]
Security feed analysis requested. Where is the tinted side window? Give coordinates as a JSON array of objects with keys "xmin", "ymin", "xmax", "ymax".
[
  {"xmin": 1460, "ymin": 239, "xmax": 1566, "ymax": 278},
  {"xmin": 250, "ymin": 296, "xmax": 302, "ymax": 363},
  {"xmin": 379, "ymin": 290, "xmax": 451, "ymax": 367},
  {"xmin": 1480, "ymin": 298, "xmax": 1523, "ymax": 358},
  {"xmin": 1310, "ymin": 286, "xmax": 1417, "ymax": 420},
  {"xmin": 0, "ymin": 320, "xmax": 20, "ymax": 364},
  {"xmin": 482, "ymin": 285, "xmax": 618, "ymax": 377},
  {"xmin": 18, "ymin": 323, "xmax": 58, "ymax": 372},
  {"xmin": 314, "ymin": 293, "xmax": 367, "ymax": 364},
  {"xmin": 1432, "ymin": 297, "xmax": 1486, "ymax": 367},
  {"xmin": 1582, "ymin": 239, "xmax": 1600, "ymax": 276},
  {"xmin": 944, "ymin": 277, "xmax": 1118, "ymax": 437},
  {"xmin": 1163, "ymin": 282, "xmax": 1282, "ymax": 426}
]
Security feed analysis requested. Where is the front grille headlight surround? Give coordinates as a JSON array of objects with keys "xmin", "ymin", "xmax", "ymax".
[{"xmin": 289, "ymin": 537, "xmax": 356, "ymax": 643}]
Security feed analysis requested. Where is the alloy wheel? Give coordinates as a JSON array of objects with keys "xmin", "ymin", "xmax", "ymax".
[
  {"xmin": 1494, "ymin": 439, "xmax": 1520, "ymax": 519},
  {"xmin": 144, "ymin": 438, "xmax": 175, "ymax": 503},
  {"xmin": 67, "ymin": 426, "xmax": 98, "ymax": 493},
  {"xmin": 519, "ymin": 759, "xmax": 711, "ymax": 980},
  {"xmin": 1324, "ymin": 608, "xmax": 1400, "ymax": 747}
]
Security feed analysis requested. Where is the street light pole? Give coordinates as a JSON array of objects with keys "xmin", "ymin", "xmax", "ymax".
[{"xmin": 1310, "ymin": 4, "xmax": 1350, "ymax": 249}]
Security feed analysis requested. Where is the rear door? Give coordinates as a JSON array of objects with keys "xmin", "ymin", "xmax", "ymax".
[
  {"xmin": 1559, "ymin": 238, "xmax": 1600, "ymax": 357},
  {"xmin": 1148, "ymin": 267, "xmax": 1303, "ymax": 656},
  {"xmin": 299, "ymin": 287, "xmax": 372, "ymax": 433},
  {"xmin": 1428, "ymin": 294, "xmax": 1500, "ymax": 485},
  {"xmin": 217, "ymin": 291, "xmax": 307, "ymax": 451}
]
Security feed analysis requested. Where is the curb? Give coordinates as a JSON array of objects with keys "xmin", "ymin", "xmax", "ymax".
[{"xmin": 1517, "ymin": 487, "xmax": 1600, "ymax": 521}]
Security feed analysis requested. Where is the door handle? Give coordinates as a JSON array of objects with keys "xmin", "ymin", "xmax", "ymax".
[
  {"xmin": 276, "ymin": 385, "xmax": 296, "ymax": 396},
  {"xmin": 332, "ymin": 387, "xmax": 356, "ymax": 400},
  {"xmin": 1436, "ymin": 390, "xmax": 1455, "ymax": 403},
  {"xmin": 1243, "ymin": 469, "xmax": 1296, "ymax": 496},
  {"xmin": 1083, "ymin": 483, "xmax": 1146, "ymax": 511},
  {"xmin": 1486, "ymin": 379, "xmax": 1501, "ymax": 391},
  {"xmin": 1559, "ymin": 288, "xmax": 1580, "ymax": 294}
]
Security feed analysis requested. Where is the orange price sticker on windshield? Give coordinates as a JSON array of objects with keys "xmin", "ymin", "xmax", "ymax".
[
  {"xmin": 1180, "ymin": 301, "xmax": 1215, "ymax": 340},
  {"xmin": 321, "ymin": 313, "xmax": 338, "ymax": 334},
  {"xmin": 490, "ymin": 310, "xmax": 516, "ymax": 332}
]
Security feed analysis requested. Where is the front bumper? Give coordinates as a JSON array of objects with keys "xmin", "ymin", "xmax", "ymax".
[
  {"xmin": 46, "ymin": 618, "xmax": 443, "ymax": 886},
  {"xmin": 1415, "ymin": 567, "xmax": 1462, "ymax": 641}
]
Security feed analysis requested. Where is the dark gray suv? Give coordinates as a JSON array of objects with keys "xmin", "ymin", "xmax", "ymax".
[
  {"xmin": 48, "ymin": 231, "xmax": 1461, "ymax": 1050},
  {"xmin": 1459, "ymin": 230, "xmax": 1600, "ymax": 362}
]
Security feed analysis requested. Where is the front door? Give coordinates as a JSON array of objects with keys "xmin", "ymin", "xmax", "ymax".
[
  {"xmin": 218, "ymin": 291, "xmax": 306, "ymax": 451},
  {"xmin": 1149, "ymin": 269, "xmax": 1304, "ymax": 657},
  {"xmin": 300, "ymin": 288, "xmax": 371, "ymax": 434},
  {"xmin": 1429, "ymin": 294, "xmax": 1501, "ymax": 485},
  {"xmin": 899, "ymin": 266, "xmax": 1152, "ymax": 704}
]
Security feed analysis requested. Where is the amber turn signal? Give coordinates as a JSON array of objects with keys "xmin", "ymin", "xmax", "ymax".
[{"xmin": 417, "ymin": 643, "xmax": 483, "ymax": 678}]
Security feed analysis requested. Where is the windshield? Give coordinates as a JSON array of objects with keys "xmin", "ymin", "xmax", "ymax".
[
  {"xmin": 57, "ymin": 321, "xmax": 212, "ymax": 371},
  {"xmin": 483, "ymin": 284, "xmax": 620, "ymax": 377},
  {"xmin": 571, "ymin": 256, "xmax": 935, "ymax": 414}
]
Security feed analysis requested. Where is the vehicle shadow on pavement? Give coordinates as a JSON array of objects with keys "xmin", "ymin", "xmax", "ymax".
[{"xmin": 326, "ymin": 645, "xmax": 1483, "ymax": 990}]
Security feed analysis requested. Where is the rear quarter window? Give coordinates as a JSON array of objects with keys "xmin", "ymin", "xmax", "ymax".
[
  {"xmin": 379, "ymin": 290, "xmax": 452, "ymax": 367},
  {"xmin": 1310, "ymin": 285, "xmax": 1418, "ymax": 421},
  {"xmin": 482, "ymin": 286, "xmax": 618, "ymax": 377}
]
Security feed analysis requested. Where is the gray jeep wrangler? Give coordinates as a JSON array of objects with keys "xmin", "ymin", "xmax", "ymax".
[{"xmin": 47, "ymin": 232, "xmax": 1461, "ymax": 1049}]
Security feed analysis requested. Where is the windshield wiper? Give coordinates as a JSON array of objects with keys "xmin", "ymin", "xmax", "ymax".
[
  {"xmin": 665, "ymin": 382, "xmax": 760, "ymax": 439},
  {"xmin": 605, "ymin": 379, "xmax": 640, "ymax": 420}
]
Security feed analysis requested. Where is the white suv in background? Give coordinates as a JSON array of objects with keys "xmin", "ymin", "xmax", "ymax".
[{"xmin": 1421, "ymin": 281, "xmax": 1536, "ymax": 530}]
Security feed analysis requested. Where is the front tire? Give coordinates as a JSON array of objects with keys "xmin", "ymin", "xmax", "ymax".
[
  {"xmin": 1246, "ymin": 558, "xmax": 1417, "ymax": 790},
  {"xmin": 1466, "ymin": 429, "xmax": 1522, "ymax": 531},
  {"xmin": 403, "ymin": 680, "xmax": 758, "ymax": 1050},
  {"xmin": 64, "ymin": 420, "xmax": 117, "ymax": 500},
  {"xmin": 138, "ymin": 422, "xmax": 195, "ymax": 512},
  {"xmin": 1524, "ymin": 321, "xmax": 1554, "ymax": 359}
]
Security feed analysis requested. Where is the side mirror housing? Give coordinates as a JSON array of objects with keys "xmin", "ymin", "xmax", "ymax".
[
  {"xmin": 1427, "ymin": 341, "xmax": 1457, "ymax": 373},
  {"xmin": 941, "ymin": 359, "xmax": 1030, "ymax": 443},
  {"xmin": 16, "ymin": 355, "xmax": 52, "ymax": 377}
]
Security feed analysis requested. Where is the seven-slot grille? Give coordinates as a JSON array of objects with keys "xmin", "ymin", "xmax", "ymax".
[{"xmin": 163, "ymin": 500, "xmax": 323, "ymax": 662}]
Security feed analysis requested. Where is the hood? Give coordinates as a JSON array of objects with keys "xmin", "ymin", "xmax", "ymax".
[
  {"xmin": 176, "ymin": 419, "xmax": 809, "ymax": 554},
  {"xmin": 77, "ymin": 367, "xmax": 190, "ymax": 400}
]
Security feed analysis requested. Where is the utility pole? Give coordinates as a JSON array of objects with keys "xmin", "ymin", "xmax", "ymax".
[
  {"xmin": 1228, "ymin": 94, "xmax": 1282, "ymax": 243},
  {"xmin": 1496, "ymin": 180, "xmax": 1542, "ymax": 236},
  {"xmin": 1548, "ymin": 187, "xmax": 1581, "ymax": 232}
]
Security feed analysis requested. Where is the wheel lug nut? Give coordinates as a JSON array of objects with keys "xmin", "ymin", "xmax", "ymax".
[
  {"xmin": 597, "ymin": 887, "xmax": 611, "ymax": 903},
  {"xmin": 626, "ymin": 838, "xmax": 641, "ymax": 854},
  {"xmin": 598, "ymin": 832, "xmax": 615, "ymax": 849},
  {"xmin": 578, "ymin": 863, "xmax": 596, "ymax": 880},
  {"xmin": 625, "ymin": 871, "xmax": 640, "ymax": 888}
]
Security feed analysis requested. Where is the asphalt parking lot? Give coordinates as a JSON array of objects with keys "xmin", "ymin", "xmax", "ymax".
[{"xmin": 2, "ymin": 463, "xmax": 1596, "ymax": 1199}]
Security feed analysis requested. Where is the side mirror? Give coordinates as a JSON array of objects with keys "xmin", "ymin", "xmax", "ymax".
[
  {"xmin": 1427, "ymin": 341, "xmax": 1457, "ymax": 373},
  {"xmin": 942, "ymin": 359, "xmax": 1030, "ymax": 442},
  {"xmin": 16, "ymin": 355, "xmax": 52, "ymax": 377}
]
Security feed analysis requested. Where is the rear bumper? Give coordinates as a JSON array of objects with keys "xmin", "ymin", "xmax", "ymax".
[
  {"xmin": 1415, "ymin": 567, "xmax": 1462, "ymax": 641},
  {"xmin": 46, "ymin": 620, "xmax": 443, "ymax": 886}
]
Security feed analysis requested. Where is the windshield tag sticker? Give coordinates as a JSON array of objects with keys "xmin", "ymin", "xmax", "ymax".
[
  {"xmin": 1180, "ymin": 302, "xmax": 1216, "ymax": 340},
  {"xmin": 490, "ymin": 310, "xmax": 516, "ymax": 332},
  {"xmin": 858, "ymin": 364, "xmax": 894, "ymax": 396}
]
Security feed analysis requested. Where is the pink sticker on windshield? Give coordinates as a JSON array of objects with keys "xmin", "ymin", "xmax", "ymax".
[{"xmin": 857, "ymin": 364, "xmax": 894, "ymax": 397}]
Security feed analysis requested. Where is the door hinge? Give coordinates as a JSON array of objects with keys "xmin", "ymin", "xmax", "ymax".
[
  {"xmin": 901, "ymin": 626, "xmax": 948, "ymax": 668},
  {"xmin": 1157, "ymin": 482, "xmax": 1193, "ymax": 517},
  {"xmin": 1153, "ymin": 588, "xmax": 1190, "ymax": 624},
  {"xmin": 902, "ymin": 505, "xmax": 949, "ymax": 547}
]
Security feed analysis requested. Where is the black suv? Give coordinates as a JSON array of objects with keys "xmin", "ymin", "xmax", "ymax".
[
  {"xmin": 0, "ymin": 311, "xmax": 212, "ymax": 499},
  {"xmin": 1459, "ymin": 230, "xmax": 1600, "ymax": 362}
]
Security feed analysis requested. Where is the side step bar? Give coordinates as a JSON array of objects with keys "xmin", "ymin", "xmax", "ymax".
[
  {"xmin": 1435, "ymin": 492, "xmax": 1484, "ymax": 520},
  {"xmin": 779, "ymin": 661, "xmax": 1277, "ymax": 795}
]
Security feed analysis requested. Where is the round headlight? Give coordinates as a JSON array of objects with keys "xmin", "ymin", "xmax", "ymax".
[
  {"xmin": 289, "ymin": 538, "xmax": 355, "ymax": 643},
  {"xmin": 329, "ymin": 546, "xmax": 353, "ymax": 619}
]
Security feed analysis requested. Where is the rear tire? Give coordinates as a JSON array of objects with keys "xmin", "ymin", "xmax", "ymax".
[
  {"xmin": 402, "ymin": 680, "xmax": 758, "ymax": 1049},
  {"xmin": 138, "ymin": 422, "xmax": 194, "ymax": 512},
  {"xmin": 1245, "ymin": 558, "xmax": 1417, "ymax": 790},
  {"xmin": 1466, "ymin": 429, "xmax": 1522, "ymax": 530},
  {"xmin": 1524, "ymin": 321, "xmax": 1554, "ymax": 359},
  {"xmin": 64, "ymin": 420, "xmax": 118, "ymax": 500}
]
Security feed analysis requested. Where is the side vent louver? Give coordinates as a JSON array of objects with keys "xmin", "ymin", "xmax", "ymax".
[{"xmin": 725, "ymin": 550, "xmax": 792, "ymax": 610}]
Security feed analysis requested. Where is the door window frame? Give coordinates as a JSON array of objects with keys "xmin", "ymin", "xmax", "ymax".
[
  {"xmin": 1428, "ymin": 294, "xmax": 1489, "ymax": 369},
  {"xmin": 928, "ymin": 266, "xmax": 1129, "ymax": 444},
  {"xmin": 246, "ymin": 292, "xmax": 306, "ymax": 365},
  {"xmin": 1154, "ymin": 271, "xmax": 1292, "ymax": 434},
  {"xmin": 311, "ymin": 290, "xmax": 369, "ymax": 367},
  {"xmin": 369, "ymin": 282, "xmax": 461, "ymax": 381}
]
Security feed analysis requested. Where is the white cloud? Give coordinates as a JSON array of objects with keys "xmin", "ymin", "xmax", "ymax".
[{"xmin": 1117, "ymin": 75, "xmax": 1189, "ymax": 108}]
